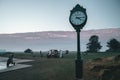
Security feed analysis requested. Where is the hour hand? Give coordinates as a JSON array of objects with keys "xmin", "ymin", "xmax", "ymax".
[
  {"xmin": 76, "ymin": 17, "xmax": 85, "ymax": 19},
  {"xmin": 76, "ymin": 17, "xmax": 81, "ymax": 20}
]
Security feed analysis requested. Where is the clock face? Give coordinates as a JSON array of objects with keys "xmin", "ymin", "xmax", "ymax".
[{"xmin": 70, "ymin": 11, "xmax": 86, "ymax": 25}]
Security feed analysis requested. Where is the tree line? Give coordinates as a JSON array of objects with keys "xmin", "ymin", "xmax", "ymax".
[
  {"xmin": 86, "ymin": 35, "xmax": 120, "ymax": 52},
  {"xmin": 24, "ymin": 35, "xmax": 120, "ymax": 53}
]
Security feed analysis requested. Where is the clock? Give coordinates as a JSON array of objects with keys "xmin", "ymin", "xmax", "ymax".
[
  {"xmin": 70, "ymin": 11, "xmax": 86, "ymax": 25},
  {"xmin": 69, "ymin": 4, "xmax": 87, "ymax": 30}
]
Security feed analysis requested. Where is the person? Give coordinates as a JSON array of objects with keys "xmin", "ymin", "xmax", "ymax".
[
  {"xmin": 7, "ymin": 54, "xmax": 15, "ymax": 67},
  {"xmin": 66, "ymin": 50, "xmax": 69, "ymax": 54},
  {"xmin": 59, "ymin": 50, "xmax": 63, "ymax": 58},
  {"xmin": 40, "ymin": 51, "xmax": 43, "ymax": 57},
  {"xmin": 47, "ymin": 50, "xmax": 52, "ymax": 58}
]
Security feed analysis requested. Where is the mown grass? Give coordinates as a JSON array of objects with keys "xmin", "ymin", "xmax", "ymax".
[{"xmin": 0, "ymin": 52, "xmax": 120, "ymax": 80}]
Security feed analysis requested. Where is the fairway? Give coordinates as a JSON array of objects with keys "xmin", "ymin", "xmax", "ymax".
[{"xmin": 0, "ymin": 52, "xmax": 120, "ymax": 80}]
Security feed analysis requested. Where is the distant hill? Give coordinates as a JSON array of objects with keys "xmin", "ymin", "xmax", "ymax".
[{"xmin": 0, "ymin": 28, "xmax": 120, "ymax": 51}]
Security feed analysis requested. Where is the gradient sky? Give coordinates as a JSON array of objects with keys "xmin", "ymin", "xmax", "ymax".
[{"xmin": 0, "ymin": 0, "xmax": 120, "ymax": 34}]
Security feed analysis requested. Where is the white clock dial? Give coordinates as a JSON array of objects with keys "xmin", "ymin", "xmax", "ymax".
[{"xmin": 70, "ymin": 11, "xmax": 86, "ymax": 25}]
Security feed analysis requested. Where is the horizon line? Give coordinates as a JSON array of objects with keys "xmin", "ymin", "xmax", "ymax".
[{"xmin": 0, "ymin": 27, "xmax": 119, "ymax": 35}]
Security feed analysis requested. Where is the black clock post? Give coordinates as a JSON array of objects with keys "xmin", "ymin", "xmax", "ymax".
[{"xmin": 69, "ymin": 4, "xmax": 87, "ymax": 80}]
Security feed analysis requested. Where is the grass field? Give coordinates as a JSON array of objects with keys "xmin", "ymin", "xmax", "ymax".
[{"xmin": 0, "ymin": 52, "xmax": 120, "ymax": 80}]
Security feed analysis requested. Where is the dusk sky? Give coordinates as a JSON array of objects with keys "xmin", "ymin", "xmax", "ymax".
[{"xmin": 0, "ymin": 0, "xmax": 120, "ymax": 34}]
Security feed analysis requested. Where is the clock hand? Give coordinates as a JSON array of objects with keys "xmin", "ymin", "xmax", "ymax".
[
  {"xmin": 80, "ymin": 17, "xmax": 85, "ymax": 18},
  {"xmin": 76, "ymin": 17, "xmax": 81, "ymax": 20},
  {"xmin": 76, "ymin": 17, "xmax": 85, "ymax": 20}
]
